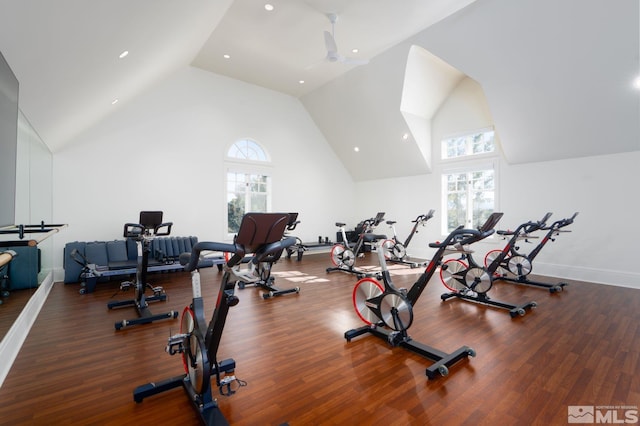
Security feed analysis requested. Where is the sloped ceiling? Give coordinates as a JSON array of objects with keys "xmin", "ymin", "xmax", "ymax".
[
  {"xmin": 302, "ymin": 0, "xmax": 640, "ymax": 181},
  {"xmin": 415, "ymin": 0, "xmax": 640, "ymax": 164},
  {"xmin": 0, "ymin": 0, "xmax": 234, "ymax": 153},
  {"xmin": 0, "ymin": 0, "xmax": 638, "ymax": 182}
]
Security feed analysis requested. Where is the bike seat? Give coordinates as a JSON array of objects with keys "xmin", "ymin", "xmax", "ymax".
[
  {"xmin": 386, "ymin": 220, "xmax": 396, "ymax": 225},
  {"xmin": 335, "ymin": 222, "xmax": 346, "ymax": 227}
]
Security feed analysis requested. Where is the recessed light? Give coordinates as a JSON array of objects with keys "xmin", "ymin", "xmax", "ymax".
[
  {"xmin": 354, "ymin": 147, "xmax": 360, "ymax": 152},
  {"xmin": 119, "ymin": 50, "xmax": 129, "ymax": 59},
  {"xmin": 264, "ymin": 3, "xmax": 274, "ymax": 11},
  {"xmin": 634, "ymin": 75, "xmax": 640, "ymax": 90},
  {"xmin": 299, "ymin": 80, "xmax": 305, "ymax": 84},
  {"xmin": 402, "ymin": 133, "xmax": 409, "ymax": 140},
  {"xmin": 111, "ymin": 99, "xmax": 119, "ymax": 105},
  {"xmin": 351, "ymin": 48, "xmax": 359, "ymax": 54},
  {"xmin": 223, "ymin": 54, "xmax": 230, "ymax": 59}
]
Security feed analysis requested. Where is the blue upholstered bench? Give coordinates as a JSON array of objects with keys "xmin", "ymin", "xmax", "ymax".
[{"xmin": 63, "ymin": 236, "xmax": 223, "ymax": 284}]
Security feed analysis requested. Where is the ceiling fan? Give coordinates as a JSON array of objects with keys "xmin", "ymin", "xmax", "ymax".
[{"xmin": 323, "ymin": 13, "xmax": 369, "ymax": 65}]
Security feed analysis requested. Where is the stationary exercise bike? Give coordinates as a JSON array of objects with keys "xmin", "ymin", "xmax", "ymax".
[
  {"xmin": 107, "ymin": 211, "xmax": 178, "ymax": 330},
  {"xmin": 133, "ymin": 212, "xmax": 296, "ymax": 426},
  {"xmin": 343, "ymin": 216, "xmax": 508, "ymax": 379},
  {"xmin": 236, "ymin": 212, "xmax": 301, "ymax": 299},
  {"xmin": 439, "ymin": 213, "xmax": 538, "ymax": 317},
  {"xmin": 484, "ymin": 212, "xmax": 578, "ymax": 292},
  {"xmin": 381, "ymin": 210, "xmax": 435, "ymax": 268},
  {"xmin": 327, "ymin": 212, "xmax": 385, "ymax": 278}
]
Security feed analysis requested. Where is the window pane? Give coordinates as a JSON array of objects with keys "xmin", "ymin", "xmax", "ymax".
[
  {"xmin": 447, "ymin": 192, "xmax": 467, "ymax": 231},
  {"xmin": 227, "ymin": 139, "xmax": 268, "ymax": 162},
  {"xmin": 444, "ymin": 168, "xmax": 495, "ymax": 233},
  {"xmin": 227, "ymin": 170, "xmax": 269, "ymax": 234},
  {"xmin": 250, "ymin": 193, "xmax": 267, "ymax": 212},
  {"xmin": 249, "ymin": 174, "xmax": 268, "ymax": 193},
  {"xmin": 445, "ymin": 172, "xmax": 468, "ymax": 231},
  {"xmin": 470, "ymin": 169, "xmax": 494, "ymax": 228},
  {"xmin": 227, "ymin": 193, "xmax": 245, "ymax": 233},
  {"xmin": 442, "ymin": 129, "xmax": 495, "ymax": 159}
]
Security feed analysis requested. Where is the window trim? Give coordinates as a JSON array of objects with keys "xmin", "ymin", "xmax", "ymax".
[
  {"xmin": 226, "ymin": 138, "xmax": 271, "ymax": 163},
  {"xmin": 440, "ymin": 159, "xmax": 499, "ymax": 235},
  {"xmin": 224, "ymin": 139, "xmax": 273, "ymax": 241},
  {"xmin": 440, "ymin": 126, "xmax": 496, "ymax": 162}
]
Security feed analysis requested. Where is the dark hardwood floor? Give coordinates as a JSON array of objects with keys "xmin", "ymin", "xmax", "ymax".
[
  {"xmin": 0, "ymin": 252, "xmax": 638, "ymax": 425},
  {"xmin": 0, "ymin": 287, "xmax": 33, "ymax": 338}
]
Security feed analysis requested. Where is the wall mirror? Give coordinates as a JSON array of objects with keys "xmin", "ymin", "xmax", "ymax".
[{"xmin": 0, "ymin": 110, "xmax": 53, "ymax": 340}]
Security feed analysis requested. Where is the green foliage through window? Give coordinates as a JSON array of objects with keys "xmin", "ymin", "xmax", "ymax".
[
  {"xmin": 442, "ymin": 129, "xmax": 495, "ymax": 160},
  {"xmin": 443, "ymin": 168, "xmax": 494, "ymax": 233}
]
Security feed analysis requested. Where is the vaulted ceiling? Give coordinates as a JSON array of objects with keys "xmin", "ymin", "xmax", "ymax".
[{"xmin": 0, "ymin": 0, "xmax": 638, "ymax": 181}]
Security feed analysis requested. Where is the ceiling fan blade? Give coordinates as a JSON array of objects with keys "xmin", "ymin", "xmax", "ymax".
[
  {"xmin": 321, "ymin": 15, "xmax": 369, "ymax": 66},
  {"xmin": 339, "ymin": 56, "xmax": 370, "ymax": 66},
  {"xmin": 323, "ymin": 30, "xmax": 338, "ymax": 55}
]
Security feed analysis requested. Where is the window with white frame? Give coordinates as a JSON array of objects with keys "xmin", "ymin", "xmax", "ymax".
[
  {"xmin": 441, "ymin": 127, "xmax": 495, "ymax": 160},
  {"xmin": 226, "ymin": 139, "xmax": 271, "ymax": 236},
  {"xmin": 440, "ymin": 128, "xmax": 498, "ymax": 233}
]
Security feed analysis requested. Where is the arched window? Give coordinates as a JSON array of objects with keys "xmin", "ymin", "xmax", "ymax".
[
  {"xmin": 225, "ymin": 139, "xmax": 272, "ymax": 236},
  {"xmin": 227, "ymin": 139, "xmax": 269, "ymax": 162}
]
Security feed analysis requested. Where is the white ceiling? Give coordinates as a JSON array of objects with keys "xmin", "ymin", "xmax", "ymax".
[{"xmin": 0, "ymin": 0, "xmax": 638, "ymax": 181}]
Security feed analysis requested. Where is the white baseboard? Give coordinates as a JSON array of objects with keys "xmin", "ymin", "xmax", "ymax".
[
  {"xmin": 532, "ymin": 262, "xmax": 640, "ymax": 289},
  {"xmin": 0, "ymin": 271, "xmax": 54, "ymax": 388}
]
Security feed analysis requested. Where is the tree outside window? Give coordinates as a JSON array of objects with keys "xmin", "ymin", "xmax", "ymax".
[
  {"xmin": 441, "ymin": 128, "xmax": 497, "ymax": 233},
  {"xmin": 226, "ymin": 140, "xmax": 271, "ymax": 235},
  {"xmin": 226, "ymin": 171, "xmax": 269, "ymax": 234},
  {"xmin": 444, "ymin": 168, "xmax": 495, "ymax": 232}
]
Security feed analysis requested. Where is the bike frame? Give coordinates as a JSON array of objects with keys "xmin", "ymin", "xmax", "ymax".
[{"xmin": 344, "ymin": 216, "xmax": 503, "ymax": 379}]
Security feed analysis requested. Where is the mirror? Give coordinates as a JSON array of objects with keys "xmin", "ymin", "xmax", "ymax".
[{"xmin": 0, "ymin": 109, "xmax": 53, "ymax": 339}]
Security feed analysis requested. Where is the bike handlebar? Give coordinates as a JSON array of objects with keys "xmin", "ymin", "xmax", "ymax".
[
  {"xmin": 180, "ymin": 241, "xmax": 238, "ymax": 271},
  {"xmin": 497, "ymin": 212, "xmax": 553, "ymax": 236},
  {"xmin": 180, "ymin": 237, "xmax": 297, "ymax": 272},
  {"xmin": 413, "ymin": 209, "xmax": 435, "ymax": 224},
  {"xmin": 542, "ymin": 212, "xmax": 578, "ymax": 231},
  {"xmin": 123, "ymin": 221, "xmax": 173, "ymax": 238},
  {"xmin": 429, "ymin": 225, "xmax": 495, "ymax": 248}
]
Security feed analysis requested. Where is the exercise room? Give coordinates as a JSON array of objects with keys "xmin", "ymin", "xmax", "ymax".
[{"xmin": 1, "ymin": 1, "xmax": 639, "ymax": 425}]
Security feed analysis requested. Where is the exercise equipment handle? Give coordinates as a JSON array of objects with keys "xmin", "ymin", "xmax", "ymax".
[
  {"xmin": 457, "ymin": 228, "xmax": 495, "ymax": 246},
  {"xmin": 414, "ymin": 209, "xmax": 435, "ymax": 223},
  {"xmin": 180, "ymin": 241, "xmax": 239, "ymax": 271},
  {"xmin": 429, "ymin": 226, "xmax": 494, "ymax": 249},
  {"xmin": 123, "ymin": 223, "xmax": 145, "ymax": 238},
  {"xmin": 0, "ymin": 250, "xmax": 17, "ymax": 268},
  {"xmin": 153, "ymin": 222, "xmax": 173, "ymax": 236},
  {"xmin": 251, "ymin": 236, "xmax": 297, "ymax": 264},
  {"xmin": 524, "ymin": 212, "xmax": 553, "ymax": 233},
  {"xmin": 543, "ymin": 212, "xmax": 578, "ymax": 231}
]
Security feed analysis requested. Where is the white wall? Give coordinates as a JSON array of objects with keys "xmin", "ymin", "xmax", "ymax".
[
  {"xmin": 355, "ymin": 77, "xmax": 640, "ymax": 288},
  {"xmin": 52, "ymin": 66, "xmax": 356, "ymax": 276}
]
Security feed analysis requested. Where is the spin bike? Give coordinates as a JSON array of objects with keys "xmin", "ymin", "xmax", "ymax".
[
  {"xmin": 236, "ymin": 212, "xmax": 301, "ymax": 299},
  {"xmin": 107, "ymin": 211, "xmax": 178, "ymax": 330},
  {"xmin": 327, "ymin": 212, "xmax": 385, "ymax": 278},
  {"xmin": 484, "ymin": 212, "xmax": 578, "ymax": 292},
  {"xmin": 439, "ymin": 213, "xmax": 538, "ymax": 317},
  {"xmin": 343, "ymin": 217, "xmax": 508, "ymax": 379},
  {"xmin": 381, "ymin": 210, "xmax": 435, "ymax": 268},
  {"xmin": 133, "ymin": 212, "xmax": 296, "ymax": 426}
]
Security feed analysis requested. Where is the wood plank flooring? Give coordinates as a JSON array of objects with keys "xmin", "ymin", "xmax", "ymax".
[{"xmin": 0, "ymin": 252, "xmax": 638, "ymax": 425}]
